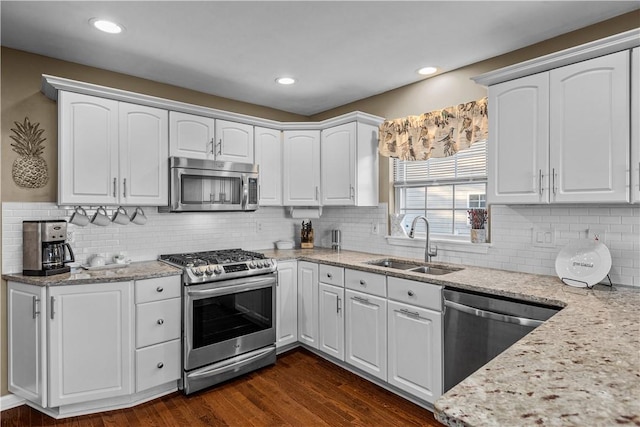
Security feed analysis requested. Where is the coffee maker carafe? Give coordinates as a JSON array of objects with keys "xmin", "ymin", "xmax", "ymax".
[{"xmin": 23, "ymin": 220, "xmax": 75, "ymax": 276}]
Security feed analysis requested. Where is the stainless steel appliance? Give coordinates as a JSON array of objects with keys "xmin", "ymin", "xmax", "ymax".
[
  {"xmin": 23, "ymin": 220, "xmax": 75, "ymax": 276},
  {"xmin": 443, "ymin": 288, "xmax": 559, "ymax": 392},
  {"xmin": 160, "ymin": 157, "xmax": 259, "ymax": 212},
  {"xmin": 160, "ymin": 249, "xmax": 277, "ymax": 394}
]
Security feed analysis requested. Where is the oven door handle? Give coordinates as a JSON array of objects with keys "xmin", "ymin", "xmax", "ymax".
[
  {"xmin": 187, "ymin": 346, "xmax": 275, "ymax": 379},
  {"xmin": 186, "ymin": 276, "xmax": 275, "ymax": 297}
]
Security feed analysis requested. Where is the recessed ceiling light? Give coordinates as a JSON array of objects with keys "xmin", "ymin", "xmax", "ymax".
[
  {"xmin": 417, "ymin": 66, "xmax": 438, "ymax": 76},
  {"xmin": 90, "ymin": 18, "xmax": 124, "ymax": 34},
  {"xmin": 276, "ymin": 77, "xmax": 296, "ymax": 85}
]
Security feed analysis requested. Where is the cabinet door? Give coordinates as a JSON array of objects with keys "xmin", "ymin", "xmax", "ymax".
[
  {"xmin": 215, "ymin": 120, "xmax": 254, "ymax": 163},
  {"xmin": 58, "ymin": 91, "xmax": 119, "ymax": 205},
  {"xmin": 632, "ymin": 48, "xmax": 640, "ymax": 204},
  {"xmin": 255, "ymin": 127, "xmax": 283, "ymax": 206},
  {"xmin": 318, "ymin": 283, "xmax": 344, "ymax": 360},
  {"xmin": 387, "ymin": 300, "xmax": 442, "ymax": 404},
  {"xmin": 48, "ymin": 282, "xmax": 133, "ymax": 407},
  {"xmin": 487, "ymin": 73, "xmax": 549, "ymax": 204},
  {"xmin": 277, "ymin": 260, "xmax": 298, "ymax": 348},
  {"xmin": 7, "ymin": 282, "xmax": 47, "ymax": 407},
  {"xmin": 345, "ymin": 289, "xmax": 387, "ymax": 380},
  {"xmin": 119, "ymin": 103, "xmax": 168, "ymax": 206},
  {"xmin": 550, "ymin": 50, "xmax": 630, "ymax": 203},
  {"xmin": 321, "ymin": 123, "xmax": 356, "ymax": 206},
  {"xmin": 297, "ymin": 261, "xmax": 318, "ymax": 348},
  {"xmin": 283, "ymin": 130, "xmax": 321, "ymax": 206},
  {"xmin": 169, "ymin": 111, "xmax": 215, "ymax": 159}
]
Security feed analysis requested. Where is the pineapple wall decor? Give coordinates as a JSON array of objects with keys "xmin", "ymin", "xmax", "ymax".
[{"xmin": 10, "ymin": 117, "xmax": 49, "ymax": 188}]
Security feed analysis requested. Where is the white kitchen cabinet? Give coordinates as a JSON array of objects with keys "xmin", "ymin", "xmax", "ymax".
[
  {"xmin": 345, "ymin": 289, "xmax": 387, "ymax": 381},
  {"xmin": 488, "ymin": 50, "xmax": 630, "ymax": 204},
  {"xmin": 59, "ymin": 92, "xmax": 168, "ymax": 206},
  {"xmin": 318, "ymin": 283, "xmax": 344, "ymax": 360},
  {"xmin": 297, "ymin": 261, "xmax": 319, "ymax": 348},
  {"xmin": 118, "ymin": 103, "xmax": 169, "ymax": 205},
  {"xmin": 487, "ymin": 73, "xmax": 549, "ymax": 204},
  {"xmin": 215, "ymin": 119, "xmax": 254, "ymax": 163},
  {"xmin": 276, "ymin": 260, "xmax": 298, "ymax": 348},
  {"xmin": 549, "ymin": 50, "xmax": 629, "ymax": 203},
  {"xmin": 7, "ymin": 282, "xmax": 47, "ymax": 407},
  {"xmin": 632, "ymin": 47, "xmax": 640, "ymax": 204},
  {"xmin": 387, "ymin": 299, "xmax": 442, "ymax": 404},
  {"xmin": 255, "ymin": 127, "xmax": 283, "ymax": 206},
  {"xmin": 169, "ymin": 111, "xmax": 215, "ymax": 159},
  {"xmin": 48, "ymin": 281, "xmax": 133, "ymax": 407},
  {"xmin": 321, "ymin": 122, "xmax": 379, "ymax": 206},
  {"xmin": 283, "ymin": 130, "xmax": 321, "ymax": 206}
]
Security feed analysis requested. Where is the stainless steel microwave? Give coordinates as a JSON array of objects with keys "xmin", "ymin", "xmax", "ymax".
[{"xmin": 160, "ymin": 157, "xmax": 259, "ymax": 212}]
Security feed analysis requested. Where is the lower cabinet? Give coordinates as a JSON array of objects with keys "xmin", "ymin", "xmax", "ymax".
[
  {"xmin": 318, "ymin": 283, "xmax": 344, "ymax": 360},
  {"xmin": 8, "ymin": 275, "xmax": 181, "ymax": 415},
  {"xmin": 344, "ymin": 289, "xmax": 387, "ymax": 380},
  {"xmin": 297, "ymin": 261, "xmax": 319, "ymax": 348},
  {"xmin": 276, "ymin": 260, "xmax": 298, "ymax": 348}
]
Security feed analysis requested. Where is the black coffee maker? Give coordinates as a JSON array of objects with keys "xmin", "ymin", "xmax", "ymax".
[{"xmin": 23, "ymin": 220, "xmax": 75, "ymax": 276}]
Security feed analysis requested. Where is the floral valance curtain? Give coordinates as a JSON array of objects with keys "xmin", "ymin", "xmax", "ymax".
[{"xmin": 378, "ymin": 97, "xmax": 488, "ymax": 161}]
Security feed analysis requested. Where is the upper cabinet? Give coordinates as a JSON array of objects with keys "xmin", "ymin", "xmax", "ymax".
[
  {"xmin": 169, "ymin": 112, "xmax": 215, "ymax": 160},
  {"xmin": 283, "ymin": 130, "xmax": 321, "ymax": 206},
  {"xmin": 487, "ymin": 50, "xmax": 630, "ymax": 204},
  {"xmin": 59, "ymin": 92, "xmax": 168, "ymax": 206},
  {"xmin": 321, "ymin": 122, "xmax": 379, "ymax": 206},
  {"xmin": 215, "ymin": 120, "xmax": 254, "ymax": 164},
  {"xmin": 632, "ymin": 47, "xmax": 640, "ymax": 204},
  {"xmin": 255, "ymin": 127, "xmax": 283, "ymax": 206}
]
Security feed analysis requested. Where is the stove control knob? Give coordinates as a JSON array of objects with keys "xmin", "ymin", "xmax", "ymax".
[
  {"xmin": 260, "ymin": 261, "xmax": 267, "ymax": 268},
  {"xmin": 192, "ymin": 267, "xmax": 204, "ymax": 277},
  {"xmin": 214, "ymin": 266, "xmax": 223, "ymax": 275},
  {"xmin": 249, "ymin": 262, "xmax": 257, "ymax": 269},
  {"xmin": 264, "ymin": 260, "xmax": 271, "ymax": 267},
  {"xmin": 205, "ymin": 267, "xmax": 214, "ymax": 276}
]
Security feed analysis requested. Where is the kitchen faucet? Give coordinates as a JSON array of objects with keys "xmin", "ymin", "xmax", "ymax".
[{"xmin": 408, "ymin": 215, "xmax": 438, "ymax": 262}]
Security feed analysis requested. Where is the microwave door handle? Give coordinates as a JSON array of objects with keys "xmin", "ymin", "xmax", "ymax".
[{"xmin": 242, "ymin": 176, "xmax": 249, "ymax": 209}]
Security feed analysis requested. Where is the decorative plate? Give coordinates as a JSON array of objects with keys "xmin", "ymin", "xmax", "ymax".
[{"xmin": 555, "ymin": 240, "xmax": 611, "ymax": 287}]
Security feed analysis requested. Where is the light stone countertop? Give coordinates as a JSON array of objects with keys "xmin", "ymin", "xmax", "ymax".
[{"xmin": 4, "ymin": 249, "xmax": 639, "ymax": 425}]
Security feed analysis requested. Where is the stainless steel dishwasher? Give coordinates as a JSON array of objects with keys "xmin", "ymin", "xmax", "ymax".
[{"xmin": 443, "ymin": 288, "xmax": 559, "ymax": 392}]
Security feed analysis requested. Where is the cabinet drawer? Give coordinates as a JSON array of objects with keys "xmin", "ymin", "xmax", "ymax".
[
  {"xmin": 136, "ymin": 298, "xmax": 181, "ymax": 348},
  {"xmin": 345, "ymin": 269, "xmax": 386, "ymax": 298},
  {"xmin": 319, "ymin": 264, "xmax": 344, "ymax": 287},
  {"xmin": 387, "ymin": 277, "xmax": 442, "ymax": 311},
  {"xmin": 135, "ymin": 339, "xmax": 181, "ymax": 393},
  {"xmin": 135, "ymin": 276, "xmax": 181, "ymax": 304}
]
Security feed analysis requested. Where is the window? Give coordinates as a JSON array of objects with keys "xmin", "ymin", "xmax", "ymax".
[{"xmin": 394, "ymin": 140, "xmax": 487, "ymax": 238}]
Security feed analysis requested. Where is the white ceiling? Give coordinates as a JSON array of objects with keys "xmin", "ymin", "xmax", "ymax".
[{"xmin": 1, "ymin": 1, "xmax": 638, "ymax": 116}]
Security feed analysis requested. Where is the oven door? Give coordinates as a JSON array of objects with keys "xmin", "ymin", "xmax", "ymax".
[{"xmin": 184, "ymin": 273, "xmax": 276, "ymax": 371}]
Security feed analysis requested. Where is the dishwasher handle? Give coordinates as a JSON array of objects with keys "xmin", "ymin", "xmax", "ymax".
[{"xmin": 444, "ymin": 299, "xmax": 544, "ymax": 328}]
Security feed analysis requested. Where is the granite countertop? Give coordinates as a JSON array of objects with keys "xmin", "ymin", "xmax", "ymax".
[
  {"xmin": 2, "ymin": 260, "xmax": 181, "ymax": 286},
  {"xmin": 266, "ymin": 249, "xmax": 640, "ymax": 427},
  {"xmin": 4, "ymin": 249, "xmax": 638, "ymax": 425}
]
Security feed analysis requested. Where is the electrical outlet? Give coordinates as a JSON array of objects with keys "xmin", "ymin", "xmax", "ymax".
[
  {"xmin": 66, "ymin": 231, "xmax": 75, "ymax": 243},
  {"xmin": 372, "ymin": 223, "xmax": 379, "ymax": 235},
  {"xmin": 532, "ymin": 227, "xmax": 555, "ymax": 248}
]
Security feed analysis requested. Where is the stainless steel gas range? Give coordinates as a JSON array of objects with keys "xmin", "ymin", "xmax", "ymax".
[{"xmin": 160, "ymin": 249, "xmax": 277, "ymax": 395}]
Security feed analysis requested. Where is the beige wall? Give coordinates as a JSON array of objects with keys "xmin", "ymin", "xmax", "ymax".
[{"xmin": 1, "ymin": 10, "xmax": 638, "ymax": 398}]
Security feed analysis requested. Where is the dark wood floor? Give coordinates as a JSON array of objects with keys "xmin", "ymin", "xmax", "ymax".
[{"xmin": 1, "ymin": 348, "xmax": 444, "ymax": 426}]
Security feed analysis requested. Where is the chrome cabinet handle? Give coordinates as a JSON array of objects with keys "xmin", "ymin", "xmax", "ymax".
[
  {"xmin": 350, "ymin": 186, "xmax": 355, "ymax": 200},
  {"xmin": 315, "ymin": 186, "xmax": 319, "ymax": 201},
  {"xmin": 398, "ymin": 308, "xmax": 420, "ymax": 318},
  {"xmin": 552, "ymin": 168, "xmax": 557, "ymax": 195},
  {"xmin": 32, "ymin": 296, "xmax": 40, "ymax": 319},
  {"xmin": 113, "ymin": 178, "xmax": 117, "ymax": 197},
  {"xmin": 209, "ymin": 138, "xmax": 215, "ymax": 154},
  {"xmin": 50, "ymin": 296, "xmax": 55, "ymax": 320},
  {"xmin": 156, "ymin": 286, "xmax": 164, "ymax": 293},
  {"xmin": 407, "ymin": 290, "xmax": 415, "ymax": 297},
  {"xmin": 359, "ymin": 279, "xmax": 366, "ymax": 286},
  {"xmin": 538, "ymin": 169, "xmax": 543, "ymax": 196},
  {"xmin": 157, "ymin": 362, "xmax": 164, "ymax": 369},
  {"xmin": 217, "ymin": 139, "xmax": 223, "ymax": 156},
  {"xmin": 123, "ymin": 178, "xmax": 127, "ymax": 197},
  {"xmin": 337, "ymin": 296, "xmax": 342, "ymax": 314},
  {"xmin": 157, "ymin": 318, "xmax": 164, "ymax": 325},
  {"xmin": 351, "ymin": 296, "xmax": 370, "ymax": 305}
]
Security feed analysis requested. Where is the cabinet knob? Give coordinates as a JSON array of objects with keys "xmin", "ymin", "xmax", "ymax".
[
  {"xmin": 157, "ymin": 362, "xmax": 164, "ymax": 369},
  {"xmin": 157, "ymin": 319, "xmax": 164, "ymax": 325},
  {"xmin": 408, "ymin": 290, "xmax": 415, "ymax": 297},
  {"xmin": 327, "ymin": 273, "xmax": 332, "ymax": 278},
  {"xmin": 156, "ymin": 286, "xmax": 163, "ymax": 292},
  {"xmin": 359, "ymin": 279, "xmax": 366, "ymax": 286}
]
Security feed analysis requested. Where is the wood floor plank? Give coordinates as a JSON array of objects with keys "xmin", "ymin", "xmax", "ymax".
[{"xmin": 1, "ymin": 348, "xmax": 444, "ymax": 427}]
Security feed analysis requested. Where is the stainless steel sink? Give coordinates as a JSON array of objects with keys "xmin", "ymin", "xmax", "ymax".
[
  {"xmin": 366, "ymin": 259, "xmax": 417, "ymax": 270},
  {"xmin": 366, "ymin": 258, "xmax": 460, "ymax": 275}
]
